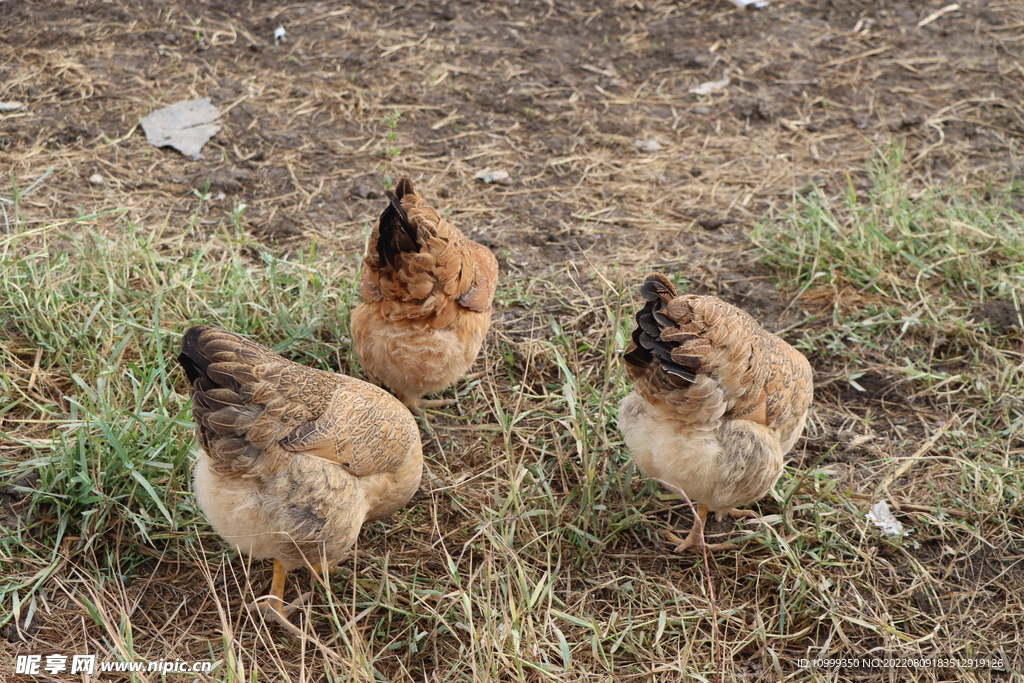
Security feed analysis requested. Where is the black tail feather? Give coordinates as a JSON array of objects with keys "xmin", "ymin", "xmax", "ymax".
[
  {"xmin": 639, "ymin": 273, "xmax": 676, "ymax": 301},
  {"xmin": 623, "ymin": 275, "xmax": 700, "ymax": 388},
  {"xmin": 178, "ymin": 325, "xmax": 213, "ymax": 385},
  {"xmin": 376, "ymin": 177, "xmax": 421, "ymax": 269}
]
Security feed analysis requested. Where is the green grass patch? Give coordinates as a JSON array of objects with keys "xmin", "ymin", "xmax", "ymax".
[{"xmin": 752, "ymin": 142, "xmax": 1024, "ymax": 435}]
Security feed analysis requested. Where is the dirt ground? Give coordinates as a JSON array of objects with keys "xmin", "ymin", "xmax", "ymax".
[
  {"xmin": 4, "ymin": 0, "xmax": 1022, "ymax": 267},
  {"xmin": 2, "ymin": 0, "xmax": 1023, "ymax": 680}
]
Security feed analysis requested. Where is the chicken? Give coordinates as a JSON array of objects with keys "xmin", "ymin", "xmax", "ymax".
[
  {"xmin": 178, "ymin": 326, "xmax": 423, "ymax": 627},
  {"xmin": 351, "ymin": 176, "xmax": 499, "ymax": 415},
  {"xmin": 618, "ymin": 274, "xmax": 813, "ymax": 551}
]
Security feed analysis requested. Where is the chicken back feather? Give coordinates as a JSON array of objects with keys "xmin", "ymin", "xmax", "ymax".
[{"xmin": 351, "ymin": 176, "xmax": 498, "ymax": 413}]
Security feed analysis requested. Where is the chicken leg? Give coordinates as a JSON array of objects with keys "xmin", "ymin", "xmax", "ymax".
[
  {"xmin": 663, "ymin": 504, "xmax": 757, "ymax": 552},
  {"xmin": 395, "ymin": 370, "xmax": 488, "ymax": 415},
  {"xmin": 247, "ymin": 560, "xmax": 312, "ymax": 624},
  {"xmin": 663, "ymin": 502, "xmax": 710, "ymax": 551},
  {"xmin": 401, "ymin": 396, "xmax": 458, "ymax": 416}
]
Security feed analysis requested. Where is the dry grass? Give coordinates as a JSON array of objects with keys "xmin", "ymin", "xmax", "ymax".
[{"xmin": 2, "ymin": 0, "xmax": 1024, "ymax": 681}]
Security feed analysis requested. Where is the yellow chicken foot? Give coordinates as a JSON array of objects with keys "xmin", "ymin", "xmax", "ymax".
[
  {"xmin": 247, "ymin": 560, "xmax": 311, "ymax": 631},
  {"xmin": 662, "ymin": 503, "xmax": 747, "ymax": 552},
  {"xmin": 401, "ymin": 396, "xmax": 458, "ymax": 415},
  {"xmin": 719, "ymin": 507, "xmax": 758, "ymax": 521},
  {"xmin": 394, "ymin": 371, "xmax": 485, "ymax": 416},
  {"xmin": 662, "ymin": 502, "xmax": 710, "ymax": 551}
]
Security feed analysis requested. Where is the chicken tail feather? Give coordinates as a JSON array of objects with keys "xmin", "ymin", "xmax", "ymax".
[
  {"xmin": 178, "ymin": 326, "xmax": 287, "ymax": 473},
  {"xmin": 178, "ymin": 325, "xmax": 213, "ymax": 385},
  {"xmin": 377, "ymin": 180, "xmax": 421, "ymax": 269},
  {"xmin": 624, "ymin": 274, "xmax": 701, "ymax": 388}
]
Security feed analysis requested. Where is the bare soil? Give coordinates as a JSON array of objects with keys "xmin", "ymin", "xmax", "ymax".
[{"xmin": 4, "ymin": 0, "xmax": 1022, "ymax": 268}]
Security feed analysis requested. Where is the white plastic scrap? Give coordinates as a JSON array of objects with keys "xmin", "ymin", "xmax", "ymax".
[
  {"xmin": 139, "ymin": 97, "xmax": 222, "ymax": 160},
  {"xmin": 729, "ymin": 0, "xmax": 769, "ymax": 8},
  {"xmin": 475, "ymin": 170, "xmax": 512, "ymax": 185},
  {"xmin": 0, "ymin": 101, "xmax": 25, "ymax": 112},
  {"xmin": 867, "ymin": 500, "xmax": 905, "ymax": 536},
  {"xmin": 273, "ymin": 26, "xmax": 287, "ymax": 45},
  {"xmin": 688, "ymin": 71, "xmax": 731, "ymax": 96}
]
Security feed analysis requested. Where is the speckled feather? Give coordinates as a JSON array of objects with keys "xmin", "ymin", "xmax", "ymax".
[
  {"xmin": 179, "ymin": 326, "xmax": 423, "ymax": 570},
  {"xmin": 351, "ymin": 176, "xmax": 498, "ymax": 407},
  {"xmin": 357, "ymin": 176, "xmax": 498, "ymax": 328},
  {"xmin": 623, "ymin": 273, "xmax": 812, "ymax": 450}
]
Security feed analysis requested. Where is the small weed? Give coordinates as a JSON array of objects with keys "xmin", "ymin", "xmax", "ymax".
[{"xmin": 382, "ymin": 109, "xmax": 402, "ymax": 159}]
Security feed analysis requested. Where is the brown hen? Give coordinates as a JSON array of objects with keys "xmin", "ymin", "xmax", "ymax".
[
  {"xmin": 351, "ymin": 176, "xmax": 498, "ymax": 414},
  {"xmin": 179, "ymin": 326, "xmax": 423, "ymax": 627},
  {"xmin": 619, "ymin": 274, "xmax": 813, "ymax": 551}
]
